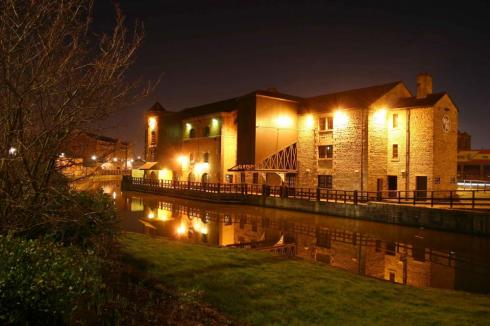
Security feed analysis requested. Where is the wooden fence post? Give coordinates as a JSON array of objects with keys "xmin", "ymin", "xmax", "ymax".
[{"xmin": 472, "ymin": 190, "xmax": 475, "ymax": 209}]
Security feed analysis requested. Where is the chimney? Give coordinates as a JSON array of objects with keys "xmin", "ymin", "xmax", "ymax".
[{"xmin": 416, "ymin": 73, "xmax": 433, "ymax": 99}]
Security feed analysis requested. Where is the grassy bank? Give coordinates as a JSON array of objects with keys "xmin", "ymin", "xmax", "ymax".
[{"xmin": 121, "ymin": 232, "xmax": 490, "ymax": 325}]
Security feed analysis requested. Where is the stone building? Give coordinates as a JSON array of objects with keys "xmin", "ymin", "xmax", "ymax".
[{"xmin": 143, "ymin": 73, "xmax": 458, "ymax": 193}]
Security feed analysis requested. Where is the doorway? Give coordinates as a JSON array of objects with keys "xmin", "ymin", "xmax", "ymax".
[
  {"xmin": 416, "ymin": 176, "xmax": 428, "ymax": 199},
  {"xmin": 387, "ymin": 176, "xmax": 397, "ymax": 198}
]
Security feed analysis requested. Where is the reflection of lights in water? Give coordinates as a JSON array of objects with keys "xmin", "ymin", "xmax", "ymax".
[
  {"xmin": 193, "ymin": 219, "xmax": 202, "ymax": 233},
  {"xmin": 157, "ymin": 208, "xmax": 170, "ymax": 221},
  {"xmin": 177, "ymin": 224, "xmax": 186, "ymax": 235},
  {"xmin": 201, "ymin": 225, "xmax": 208, "ymax": 235}
]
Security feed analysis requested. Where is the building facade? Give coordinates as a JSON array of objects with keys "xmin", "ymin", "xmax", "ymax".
[{"xmin": 142, "ymin": 73, "xmax": 458, "ymax": 193}]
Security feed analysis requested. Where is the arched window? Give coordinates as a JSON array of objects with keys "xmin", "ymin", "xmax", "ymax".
[
  {"xmin": 189, "ymin": 128, "xmax": 196, "ymax": 138},
  {"xmin": 204, "ymin": 126, "xmax": 210, "ymax": 137},
  {"xmin": 203, "ymin": 152, "xmax": 209, "ymax": 163}
]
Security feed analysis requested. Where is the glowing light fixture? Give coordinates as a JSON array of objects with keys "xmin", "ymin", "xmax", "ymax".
[
  {"xmin": 211, "ymin": 118, "xmax": 219, "ymax": 126},
  {"xmin": 137, "ymin": 156, "xmax": 141, "ymax": 160},
  {"xmin": 304, "ymin": 114, "xmax": 315, "ymax": 129},
  {"xmin": 91, "ymin": 155, "xmax": 97, "ymax": 161},
  {"xmin": 147, "ymin": 211, "xmax": 155, "ymax": 219},
  {"xmin": 185, "ymin": 122, "xmax": 192, "ymax": 130},
  {"xmin": 194, "ymin": 162, "xmax": 209, "ymax": 175},
  {"xmin": 8, "ymin": 147, "xmax": 16, "ymax": 155},
  {"xmin": 148, "ymin": 117, "xmax": 157, "ymax": 131},
  {"xmin": 59, "ymin": 152, "xmax": 65, "ymax": 158},
  {"xmin": 373, "ymin": 108, "xmax": 387, "ymax": 125},
  {"xmin": 177, "ymin": 155, "xmax": 189, "ymax": 167},
  {"xmin": 334, "ymin": 110, "xmax": 348, "ymax": 128},
  {"xmin": 112, "ymin": 191, "xmax": 117, "ymax": 199},
  {"xmin": 113, "ymin": 157, "xmax": 118, "ymax": 162},
  {"xmin": 275, "ymin": 115, "xmax": 294, "ymax": 128}
]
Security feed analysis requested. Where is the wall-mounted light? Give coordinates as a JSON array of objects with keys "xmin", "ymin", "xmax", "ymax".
[
  {"xmin": 91, "ymin": 155, "xmax": 97, "ymax": 161},
  {"xmin": 275, "ymin": 115, "xmax": 294, "ymax": 128},
  {"xmin": 113, "ymin": 157, "xmax": 118, "ymax": 162},
  {"xmin": 211, "ymin": 118, "xmax": 219, "ymax": 127},
  {"xmin": 177, "ymin": 155, "xmax": 189, "ymax": 167},
  {"xmin": 334, "ymin": 109, "xmax": 348, "ymax": 128},
  {"xmin": 8, "ymin": 147, "xmax": 16, "ymax": 156},
  {"xmin": 304, "ymin": 114, "xmax": 315, "ymax": 129},
  {"xmin": 185, "ymin": 122, "xmax": 192, "ymax": 130},
  {"xmin": 373, "ymin": 108, "xmax": 387, "ymax": 125},
  {"xmin": 194, "ymin": 162, "xmax": 209, "ymax": 175}
]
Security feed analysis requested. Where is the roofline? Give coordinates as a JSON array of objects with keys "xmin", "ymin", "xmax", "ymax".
[{"xmin": 306, "ymin": 81, "xmax": 403, "ymax": 100}]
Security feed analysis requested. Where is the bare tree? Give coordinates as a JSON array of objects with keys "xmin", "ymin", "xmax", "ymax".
[{"xmin": 0, "ymin": 0, "xmax": 148, "ymax": 231}]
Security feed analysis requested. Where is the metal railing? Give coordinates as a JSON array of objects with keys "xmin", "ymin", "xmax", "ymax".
[{"xmin": 124, "ymin": 176, "xmax": 490, "ymax": 209}]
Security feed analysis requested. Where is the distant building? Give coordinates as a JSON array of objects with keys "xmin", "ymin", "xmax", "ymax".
[
  {"xmin": 458, "ymin": 131, "xmax": 472, "ymax": 151},
  {"xmin": 63, "ymin": 130, "xmax": 133, "ymax": 169},
  {"xmin": 457, "ymin": 149, "xmax": 490, "ymax": 180},
  {"xmin": 143, "ymin": 73, "xmax": 458, "ymax": 193}
]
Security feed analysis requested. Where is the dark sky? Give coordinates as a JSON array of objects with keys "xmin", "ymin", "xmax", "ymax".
[{"xmin": 94, "ymin": 0, "xmax": 490, "ymax": 155}]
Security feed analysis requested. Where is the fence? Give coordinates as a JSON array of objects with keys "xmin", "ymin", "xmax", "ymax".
[{"xmin": 125, "ymin": 176, "xmax": 490, "ymax": 210}]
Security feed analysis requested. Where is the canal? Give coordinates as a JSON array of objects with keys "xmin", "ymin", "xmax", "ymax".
[{"xmin": 100, "ymin": 181, "xmax": 490, "ymax": 294}]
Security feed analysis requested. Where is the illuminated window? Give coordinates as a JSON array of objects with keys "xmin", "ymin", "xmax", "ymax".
[
  {"xmin": 318, "ymin": 145, "xmax": 333, "ymax": 159},
  {"xmin": 392, "ymin": 114, "xmax": 398, "ymax": 128},
  {"xmin": 318, "ymin": 175, "xmax": 332, "ymax": 189},
  {"xmin": 392, "ymin": 144, "xmax": 398, "ymax": 159},
  {"xmin": 204, "ymin": 126, "xmax": 210, "ymax": 137}
]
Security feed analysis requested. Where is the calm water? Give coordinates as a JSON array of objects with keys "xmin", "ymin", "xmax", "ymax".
[{"xmin": 100, "ymin": 181, "xmax": 490, "ymax": 294}]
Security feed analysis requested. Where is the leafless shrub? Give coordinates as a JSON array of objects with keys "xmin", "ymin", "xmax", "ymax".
[{"xmin": 0, "ymin": 0, "xmax": 150, "ymax": 232}]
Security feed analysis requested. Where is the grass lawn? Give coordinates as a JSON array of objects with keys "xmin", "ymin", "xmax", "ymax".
[{"xmin": 121, "ymin": 232, "xmax": 490, "ymax": 325}]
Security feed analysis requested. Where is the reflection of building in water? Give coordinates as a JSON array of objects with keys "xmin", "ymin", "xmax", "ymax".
[
  {"xmin": 120, "ymin": 195, "xmax": 489, "ymax": 293},
  {"xmin": 232, "ymin": 216, "xmax": 458, "ymax": 290}
]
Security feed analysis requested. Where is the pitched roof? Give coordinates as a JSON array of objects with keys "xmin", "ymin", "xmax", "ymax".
[
  {"xmin": 148, "ymin": 102, "xmax": 166, "ymax": 112},
  {"xmin": 392, "ymin": 93, "xmax": 446, "ymax": 108},
  {"xmin": 304, "ymin": 81, "xmax": 402, "ymax": 111}
]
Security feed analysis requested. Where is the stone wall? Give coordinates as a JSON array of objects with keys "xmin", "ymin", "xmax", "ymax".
[
  {"xmin": 333, "ymin": 109, "xmax": 364, "ymax": 190},
  {"xmin": 432, "ymin": 95, "xmax": 458, "ymax": 192},
  {"xmin": 409, "ymin": 108, "xmax": 434, "ymax": 190},
  {"xmin": 296, "ymin": 114, "xmax": 317, "ymax": 188}
]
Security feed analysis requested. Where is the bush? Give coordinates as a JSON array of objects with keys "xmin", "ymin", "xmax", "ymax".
[
  {"xmin": 19, "ymin": 189, "xmax": 120, "ymax": 256},
  {"xmin": 0, "ymin": 235, "xmax": 103, "ymax": 324}
]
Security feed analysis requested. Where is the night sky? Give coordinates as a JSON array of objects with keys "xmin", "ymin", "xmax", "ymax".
[{"xmin": 94, "ymin": 0, "xmax": 490, "ymax": 155}]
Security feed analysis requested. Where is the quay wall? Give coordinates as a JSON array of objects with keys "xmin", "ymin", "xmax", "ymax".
[{"xmin": 122, "ymin": 180, "xmax": 490, "ymax": 236}]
